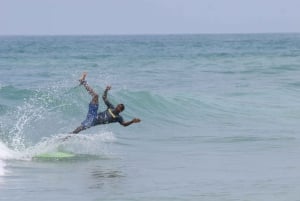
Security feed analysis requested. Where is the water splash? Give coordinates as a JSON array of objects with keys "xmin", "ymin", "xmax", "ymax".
[
  {"xmin": 0, "ymin": 141, "xmax": 14, "ymax": 160},
  {"xmin": 0, "ymin": 141, "xmax": 15, "ymax": 177},
  {"xmin": 21, "ymin": 132, "xmax": 117, "ymax": 160},
  {"xmin": 0, "ymin": 160, "xmax": 5, "ymax": 176},
  {"xmin": 0, "ymin": 131, "xmax": 116, "ymax": 164},
  {"xmin": 8, "ymin": 98, "xmax": 46, "ymax": 151}
]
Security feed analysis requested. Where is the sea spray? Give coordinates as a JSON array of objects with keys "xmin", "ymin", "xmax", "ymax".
[
  {"xmin": 7, "ymin": 96, "xmax": 46, "ymax": 151},
  {"xmin": 21, "ymin": 132, "xmax": 117, "ymax": 160},
  {"xmin": 0, "ymin": 160, "xmax": 6, "ymax": 176},
  {"xmin": 0, "ymin": 141, "xmax": 14, "ymax": 177}
]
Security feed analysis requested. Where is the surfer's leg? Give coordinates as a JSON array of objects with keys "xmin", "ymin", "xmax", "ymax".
[
  {"xmin": 79, "ymin": 75, "xmax": 99, "ymax": 104},
  {"xmin": 72, "ymin": 125, "xmax": 86, "ymax": 134}
]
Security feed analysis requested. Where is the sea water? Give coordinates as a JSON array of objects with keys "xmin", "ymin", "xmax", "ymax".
[{"xmin": 1, "ymin": 34, "xmax": 300, "ymax": 200}]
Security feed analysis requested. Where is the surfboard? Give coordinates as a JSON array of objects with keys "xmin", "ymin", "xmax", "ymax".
[{"xmin": 33, "ymin": 151, "xmax": 75, "ymax": 159}]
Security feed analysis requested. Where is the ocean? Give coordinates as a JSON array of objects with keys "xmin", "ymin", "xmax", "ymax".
[{"xmin": 1, "ymin": 34, "xmax": 300, "ymax": 200}]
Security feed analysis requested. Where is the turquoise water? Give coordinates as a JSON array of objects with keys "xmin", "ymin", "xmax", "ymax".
[{"xmin": 1, "ymin": 34, "xmax": 300, "ymax": 200}]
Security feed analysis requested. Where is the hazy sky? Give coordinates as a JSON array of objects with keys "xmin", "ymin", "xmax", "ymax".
[{"xmin": 1, "ymin": 0, "xmax": 300, "ymax": 35}]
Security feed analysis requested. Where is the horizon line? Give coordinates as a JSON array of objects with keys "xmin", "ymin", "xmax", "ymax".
[{"xmin": 1, "ymin": 31, "xmax": 300, "ymax": 37}]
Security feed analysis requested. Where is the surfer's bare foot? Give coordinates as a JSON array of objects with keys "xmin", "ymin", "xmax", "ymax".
[{"xmin": 79, "ymin": 72, "xmax": 87, "ymax": 84}]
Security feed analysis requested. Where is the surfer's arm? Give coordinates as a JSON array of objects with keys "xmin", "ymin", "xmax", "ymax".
[
  {"xmin": 102, "ymin": 86, "xmax": 114, "ymax": 107},
  {"xmin": 120, "ymin": 118, "xmax": 141, "ymax": 127}
]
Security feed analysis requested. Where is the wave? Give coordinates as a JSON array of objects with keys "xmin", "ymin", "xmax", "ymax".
[
  {"xmin": 0, "ymin": 83, "xmax": 254, "ymax": 136},
  {"xmin": 1, "ymin": 84, "xmax": 203, "ymax": 126},
  {"xmin": 0, "ymin": 83, "xmax": 205, "ymax": 152},
  {"xmin": 3, "ymin": 82, "xmax": 287, "ymax": 154},
  {"xmin": 0, "ymin": 85, "xmax": 35, "ymax": 108}
]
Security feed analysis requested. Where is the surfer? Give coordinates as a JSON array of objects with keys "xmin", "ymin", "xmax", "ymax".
[{"xmin": 71, "ymin": 72, "xmax": 141, "ymax": 134}]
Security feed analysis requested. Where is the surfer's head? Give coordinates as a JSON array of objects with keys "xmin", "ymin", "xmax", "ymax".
[{"xmin": 115, "ymin": 104, "xmax": 125, "ymax": 113}]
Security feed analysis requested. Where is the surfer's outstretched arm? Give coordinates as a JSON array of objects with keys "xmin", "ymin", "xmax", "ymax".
[
  {"xmin": 121, "ymin": 118, "xmax": 141, "ymax": 127},
  {"xmin": 79, "ymin": 72, "xmax": 99, "ymax": 104}
]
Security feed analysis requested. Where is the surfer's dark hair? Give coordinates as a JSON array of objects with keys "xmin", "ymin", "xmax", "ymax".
[{"xmin": 120, "ymin": 104, "xmax": 125, "ymax": 111}]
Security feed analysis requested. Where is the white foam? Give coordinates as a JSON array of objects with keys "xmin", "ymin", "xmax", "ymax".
[
  {"xmin": 0, "ymin": 141, "xmax": 15, "ymax": 177},
  {"xmin": 59, "ymin": 132, "xmax": 116, "ymax": 155},
  {"xmin": 20, "ymin": 132, "xmax": 117, "ymax": 159},
  {"xmin": 0, "ymin": 160, "xmax": 6, "ymax": 176},
  {"xmin": 0, "ymin": 141, "xmax": 14, "ymax": 160},
  {"xmin": 0, "ymin": 130, "xmax": 117, "ymax": 163}
]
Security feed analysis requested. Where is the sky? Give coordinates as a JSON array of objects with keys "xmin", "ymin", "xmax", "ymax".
[{"xmin": 1, "ymin": 0, "xmax": 300, "ymax": 35}]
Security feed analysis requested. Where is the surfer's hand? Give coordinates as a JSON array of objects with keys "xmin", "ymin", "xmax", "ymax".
[
  {"xmin": 106, "ymin": 86, "xmax": 111, "ymax": 91},
  {"xmin": 133, "ymin": 118, "xmax": 141, "ymax": 123},
  {"xmin": 79, "ymin": 72, "xmax": 87, "ymax": 84}
]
